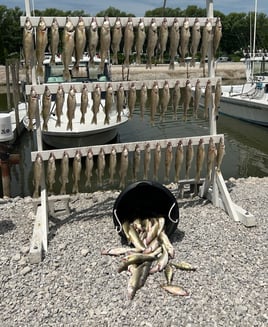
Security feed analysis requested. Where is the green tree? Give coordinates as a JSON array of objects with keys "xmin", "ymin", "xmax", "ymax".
[{"xmin": 96, "ymin": 7, "xmax": 134, "ymax": 17}]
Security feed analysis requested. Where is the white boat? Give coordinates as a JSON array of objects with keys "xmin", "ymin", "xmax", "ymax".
[{"xmin": 22, "ymin": 55, "xmax": 129, "ymax": 148}]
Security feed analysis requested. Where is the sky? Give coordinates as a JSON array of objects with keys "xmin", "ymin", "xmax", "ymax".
[{"xmin": 2, "ymin": 0, "xmax": 268, "ymax": 16}]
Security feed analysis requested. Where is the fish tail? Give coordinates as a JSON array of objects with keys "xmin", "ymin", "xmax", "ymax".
[
  {"xmin": 91, "ymin": 115, "xmax": 97, "ymax": 124},
  {"xmin": 63, "ymin": 69, "xmax": 71, "ymax": 81},
  {"xmin": 66, "ymin": 121, "xmax": 72, "ymax": 131},
  {"xmin": 55, "ymin": 118, "xmax": 61, "ymax": 127},
  {"xmin": 117, "ymin": 115, "xmax": 121, "ymax": 123},
  {"xmin": 169, "ymin": 62, "xmax": 175, "ymax": 70},
  {"xmin": 104, "ymin": 116, "xmax": 109, "ymax": 125},
  {"xmin": 36, "ymin": 64, "xmax": 43, "ymax": 77},
  {"xmin": 80, "ymin": 116, "xmax": 85, "ymax": 124}
]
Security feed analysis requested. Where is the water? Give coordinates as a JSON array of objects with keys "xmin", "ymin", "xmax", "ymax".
[{"xmin": 0, "ymin": 93, "xmax": 268, "ymax": 197}]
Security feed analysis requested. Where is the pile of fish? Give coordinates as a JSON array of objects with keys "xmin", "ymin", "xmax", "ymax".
[
  {"xmin": 101, "ymin": 217, "xmax": 196, "ymax": 299},
  {"xmin": 27, "ymin": 77, "xmax": 222, "ymax": 131},
  {"xmin": 23, "ymin": 15, "xmax": 222, "ymax": 81},
  {"xmin": 32, "ymin": 136, "xmax": 225, "ymax": 198}
]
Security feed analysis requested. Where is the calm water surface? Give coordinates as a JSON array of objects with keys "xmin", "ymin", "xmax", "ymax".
[{"xmin": 0, "ymin": 93, "xmax": 268, "ymax": 197}]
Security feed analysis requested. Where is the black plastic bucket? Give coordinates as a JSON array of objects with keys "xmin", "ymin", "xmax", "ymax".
[{"xmin": 113, "ymin": 180, "xmax": 179, "ymax": 238}]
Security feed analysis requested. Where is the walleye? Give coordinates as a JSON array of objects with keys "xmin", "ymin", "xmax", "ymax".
[
  {"xmin": 169, "ymin": 18, "xmax": 180, "ymax": 70},
  {"xmin": 50, "ymin": 18, "xmax": 59, "ymax": 65},
  {"xmin": 111, "ymin": 17, "xmax": 122, "ymax": 65},
  {"xmin": 101, "ymin": 247, "xmax": 140, "ymax": 256},
  {"xmin": 204, "ymin": 80, "xmax": 212, "ymax": 120},
  {"xmin": 104, "ymin": 83, "xmax": 113, "ymax": 124},
  {"xmin": 165, "ymin": 142, "xmax": 173, "ymax": 182},
  {"xmin": 124, "ymin": 17, "xmax": 134, "ymax": 66},
  {"xmin": 214, "ymin": 79, "xmax": 222, "ymax": 118},
  {"xmin": 46, "ymin": 152, "xmax": 56, "ymax": 195},
  {"xmin": 127, "ymin": 261, "xmax": 151, "ymax": 300},
  {"xmin": 153, "ymin": 142, "xmax": 161, "ymax": 181},
  {"xmin": 213, "ymin": 17, "xmax": 222, "ymax": 58},
  {"xmin": 175, "ymin": 140, "xmax": 184, "ymax": 182},
  {"xmin": 164, "ymin": 263, "xmax": 174, "ymax": 285},
  {"xmin": 207, "ymin": 137, "xmax": 217, "ymax": 181},
  {"xmin": 159, "ymin": 230, "xmax": 175, "ymax": 258},
  {"xmin": 150, "ymin": 244, "xmax": 169, "ymax": 274},
  {"xmin": 74, "ymin": 16, "xmax": 86, "ymax": 70},
  {"xmin": 91, "ymin": 84, "xmax": 101, "ymax": 124},
  {"xmin": 143, "ymin": 143, "xmax": 151, "ymax": 180},
  {"xmin": 161, "ymin": 284, "xmax": 189, "ymax": 296},
  {"xmin": 80, "ymin": 84, "xmax": 88, "ymax": 124},
  {"xmin": 158, "ymin": 18, "xmax": 169, "ymax": 64},
  {"xmin": 116, "ymin": 83, "xmax": 125, "ymax": 122},
  {"xmin": 33, "ymin": 154, "xmax": 43, "ymax": 198},
  {"xmin": 185, "ymin": 139, "xmax": 194, "ymax": 179},
  {"xmin": 36, "ymin": 17, "xmax": 48, "ymax": 77},
  {"xmin": 160, "ymin": 80, "xmax": 170, "ymax": 122},
  {"xmin": 109, "ymin": 147, "xmax": 117, "ymax": 184},
  {"xmin": 55, "ymin": 84, "xmax": 65, "ymax": 127},
  {"xmin": 119, "ymin": 146, "xmax": 128, "ymax": 188},
  {"xmin": 128, "ymin": 224, "xmax": 146, "ymax": 251},
  {"xmin": 135, "ymin": 18, "xmax": 146, "ymax": 64},
  {"xmin": 128, "ymin": 82, "xmax": 137, "ymax": 119},
  {"xmin": 97, "ymin": 148, "xmax": 106, "ymax": 186},
  {"xmin": 99, "ymin": 17, "xmax": 111, "ymax": 72},
  {"xmin": 200, "ymin": 19, "xmax": 213, "ymax": 69},
  {"xmin": 28, "ymin": 87, "xmax": 39, "ymax": 131},
  {"xmin": 216, "ymin": 137, "xmax": 225, "ymax": 171},
  {"xmin": 193, "ymin": 79, "xmax": 202, "ymax": 118},
  {"xmin": 41, "ymin": 85, "xmax": 51, "ymax": 131},
  {"xmin": 59, "ymin": 151, "xmax": 69, "ymax": 195},
  {"xmin": 23, "ymin": 17, "xmax": 34, "ymax": 80},
  {"xmin": 72, "ymin": 150, "xmax": 82, "ymax": 194},
  {"xmin": 183, "ymin": 80, "xmax": 192, "ymax": 121},
  {"xmin": 172, "ymin": 80, "xmax": 181, "ymax": 120},
  {"xmin": 62, "ymin": 17, "xmax": 75, "ymax": 81},
  {"xmin": 190, "ymin": 18, "xmax": 201, "ymax": 67},
  {"xmin": 66, "ymin": 86, "xmax": 76, "ymax": 131},
  {"xmin": 146, "ymin": 18, "xmax": 158, "ymax": 69},
  {"xmin": 195, "ymin": 138, "xmax": 205, "ymax": 184},
  {"xmin": 150, "ymin": 81, "xmax": 159, "ymax": 126},
  {"xmin": 85, "ymin": 149, "xmax": 94, "ymax": 188},
  {"xmin": 133, "ymin": 144, "xmax": 141, "ymax": 181},
  {"xmin": 140, "ymin": 83, "xmax": 148, "ymax": 120},
  {"xmin": 179, "ymin": 18, "xmax": 190, "ymax": 66},
  {"xmin": 172, "ymin": 261, "xmax": 197, "ymax": 271},
  {"xmin": 88, "ymin": 17, "xmax": 99, "ymax": 66}
]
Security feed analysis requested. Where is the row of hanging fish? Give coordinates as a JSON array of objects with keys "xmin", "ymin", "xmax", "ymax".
[
  {"xmin": 23, "ymin": 16, "xmax": 222, "ymax": 80},
  {"xmin": 32, "ymin": 137, "xmax": 225, "ymax": 197},
  {"xmin": 27, "ymin": 78, "xmax": 222, "ymax": 131}
]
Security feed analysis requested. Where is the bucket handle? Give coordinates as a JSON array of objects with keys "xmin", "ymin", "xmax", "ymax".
[
  {"xmin": 168, "ymin": 202, "xmax": 179, "ymax": 223},
  {"xmin": 113, "ymin": 209, "xmax": 122, "ymax": 233}
]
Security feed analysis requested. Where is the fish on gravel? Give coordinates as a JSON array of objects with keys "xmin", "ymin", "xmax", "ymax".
[
  {"xmin": 169, "ymin": 18, "xmax": 180, "ymax": 70},
  {"xmin": 143, "ymin": 143, "xmax": 151, "ymax": 180},
  {"xmin": 99, "ymin": 17, "xmax": 111, "ymax": 72},
  {"xmin": 207, "ymin": 137, "xmax": 217, "ymax": 181},
  {"xmin": 119, "ymin": 146, "xmax": 129, "ymax": 188},
  {"xmin": 216, "ymin": 137, "xmax": 225, "ymax": 172},
  {"xmin": 128, "ymin": 82, "xmax": 137, "ymax": 119},
  {"xmin": 161, "ymin": 284, "xmax": 189, "ymax": 296},
  {"xmin": 50, "ymin": 17, "xmax": 59, "ymax": 65},
  {"xmin": 193, "ymin": 79, "xmax": 202, "ymax": 118},
  {"xmin": 85, "ymin": 149, "xmax": 94, "ymax": 188},
  {"xmin": 97, "ymin": 148, "xmax": 106, "ymax": 186},
  {"xmin": 200, "ymin": 19, "xmax": 213, "ymax": 69},
  {"xmin": 55, "ymin": 84, "xmax": 65, "ymax": 127},
  {"xmin": 33, "ymin": 154, "xmax": 43, "ymax": 198},
  {"xmin": 185, "ymin": 139, "xmax": 194, "ymax": 179},
  {"xmin": 172, "ymin": 80, "xmax": 181, "ymax": 120},
  {"xmin": 204, "ymin": 80, "xmax": 212, "ymax": 120},
  {"xmin": 190, "ymin": 18, "xmax": 201, "ymax": 67},
  {"xmin": 153, "ymin": 142, "xmax": 161, "ymax": 181},
  {"xmin": 23, "ymin": 17, "xmax": 34, "ymax": 78},
  {"xmin": 183, "ymin": 80, "xmax": 192, "ymax": 121},
  {"xmin": 135, "ymin": 18, "xmax": 146, "ymax": 64},
  {"xmin": 74, "ymin": 16, "xmax": 86, "ymax": 71},
  {"xmin": 62, "ymin": 17, "xmax": 75, "ymax": 81},
  {"xmin": 140, "ymin": 83, "xmax": 148, "ymax": 120},
  {"xmin": 111, "ymin": 17, "xmax": 122, "ymax": 64},
  {"xmin": 164, "ymin": 263, "xmax": 174, "ymax": 285},
  {"xmin": 104, "ymin": 83, "xmax": 113, "ymax": 124},
  {"xmin": 27, "ymin": 87, "xmax": 39, "ymax": 131},
  {"xmin": 116, "ymin": 83, "xmax": 125, "ymax": 122},
  {"xmin": 165, "ymin": 142, "xmax": 173, "ymax": 182},
  {"xmin": 88, "ymin": 17, "xmax": 99, "ymax": 66},
  {"xmin": 59, "ymin": 151, "xmax": 69, "ymax": 195},
  {"xmin": 171, "ymin": 261, "xmax": 197, "ymax": 271},
  {"xmin": 160, "ymin": 80, "xmax": 170, "ymax": 122},
  {"xmin": 80, "ymin": 84, "xmax": 88, "ymax": 124},
  {"xmin": 66, "ymin": 86, "xmax": 76, "ymax": 131},
  {"xmin": 158, "ymin": 18, "xmax": 169, "ymax": 64},
  {"xmin": 146, "ymin": 18, "xmax": 158, "ymax": 69},
  {"xmin": 109, "ymin": 147, "xmax": 117, "ymax": 184},
  {"xmin": 36, "ymin": 17, "xmax": 48, "ymax": 77},
  {"xmin": 124, "ymin": 17, "xmax": 134, "ymax": 66},
  {"xmin": 150, "ymin": 81, "xmax": 159, "ymax": 126},
  {"xmin": 179, "ymin": 18, "xmax": 190, "ymax": 66},
  {"xmin": 213, "ymin": 17, "xmax": 222, "ymax": 58},
  {"xmin": 91, "ymin": 84, "xmax": 101, "ymax": 124},
  {"xmin": 175, "ymin": 140, "xmax": 184, "ymax": 182},
  {"xmin": 41, "ymin": 85, "xmax": 51, "ymax": 131},
  {"xmin": 72, "ymin": 150, "xmax": 82, "ymax": 194},
  {"xmin": 46, "ymin": 152, "xmax": 56, "ymax": 195},
  {"xmin": 133, "ymin": 144, "xmax": 141, "ymax": 181}
]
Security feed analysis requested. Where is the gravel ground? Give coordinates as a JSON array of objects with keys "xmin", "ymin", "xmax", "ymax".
[{"xmin": 0, "ymin": 177, "xmax": 267, "ymax": 327}]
